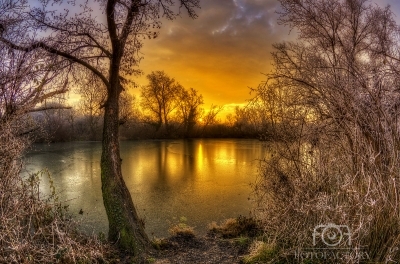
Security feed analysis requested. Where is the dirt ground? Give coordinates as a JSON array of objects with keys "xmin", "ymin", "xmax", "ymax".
[{"xmin": 151, "ymin": 235, "xmax": 246, "ymax": 264}]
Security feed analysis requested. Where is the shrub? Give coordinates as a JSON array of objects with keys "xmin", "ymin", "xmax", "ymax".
[
  {"xmin": 168, "ymin": 216, "xmax": 195, "ymax": 239},
  {"xmin": 252, "ymin": 0, "xmax": 400, "ymax": 262},
  {"xmin": 151, "ymin": 238, "xmax": 171, "ymax": 250},
  {"xmin": 208, "ymin": 216, "xmax": 262, "ymax": 238},
  {"xmin": 0, "ymin": 120, "xmax": 108, "ymax": 263},
  {"xmin": 242, "ymin": 241, "xmax": 278, "ymax": 264}
]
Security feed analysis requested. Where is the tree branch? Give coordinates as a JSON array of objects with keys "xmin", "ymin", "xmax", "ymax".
[
  {"xmin": 28, "ymin": 105, "xmax": 72, "ymax": 113},
  {"xmin": 0, "ymin": 37, "xmax": 110, "ymax": 89},
  {"xmin": 119, "ymin": 1, "xmax": 139, "ymax": 46},
  {"xmin": 106, "ymin": 0, "xmax": 119, "ymax": 50}
]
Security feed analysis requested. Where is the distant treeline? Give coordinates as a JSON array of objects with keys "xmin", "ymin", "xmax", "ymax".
[
  {"xmin": 31, "ymin": 104, "xmax": 272, "ymax": 142},
  {"xmin": 32, "ymin": 71, "xmax": 284, "ymax": 142}
]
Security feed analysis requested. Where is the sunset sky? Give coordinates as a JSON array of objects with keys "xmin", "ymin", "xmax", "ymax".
[
  {"xmin": 48, "ymin": 0, "xmax": 400, "ymax": 119},
  {"xmin": 131, "ymin": 0, "xmax": 400, "ymax": 118},
  {"xmin": 133, "ymin": 0, "xmax": 289, "ymax": 118}
]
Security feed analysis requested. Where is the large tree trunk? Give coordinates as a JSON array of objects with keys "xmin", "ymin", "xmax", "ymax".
[{"xmin": 100, "ymin": 79, "xmax": 150, "ymax": 254}]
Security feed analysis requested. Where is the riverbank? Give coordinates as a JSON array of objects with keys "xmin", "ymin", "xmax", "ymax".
[
  {"xmin": 107, "ymin": 216, "xmax": 270, "ymax": 264},
  {"xmin": 150, "ymin": 235, "xmax": 247, "ymax": 264}
]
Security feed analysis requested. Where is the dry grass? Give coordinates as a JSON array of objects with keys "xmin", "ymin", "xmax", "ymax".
[
  {"xmin": 208, "ymin": 218, "xmax": 238, "ymax": 237},
  {"xmin": 168, "ymin": 224, "xmax": 195, "ymax": 239},
  {"xmin": 0, "ymin": 38, "xmax": 113, "ymax": 263},
  {"xmin": 254, "ymin": 129, "xmax": 400, "ymax": 263},
  {"xmin": 0, "ymin": 121, "xmax": 109, "ymax": 263},
  {"xmin": 242, "ymin": 241, "xmax": 278, "ymax": 264},
  {"xmin": 168, "ymin": 217, "xmax": 195, "ymax": 239},
  {"xmin": 208, "ymin": 216, "xmax": 262, "ymax": 238}
]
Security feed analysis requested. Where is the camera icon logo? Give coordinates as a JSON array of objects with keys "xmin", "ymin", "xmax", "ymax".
[{"xmin": 313, "ymin": 223, "xmax": 351, "ymax": 247}]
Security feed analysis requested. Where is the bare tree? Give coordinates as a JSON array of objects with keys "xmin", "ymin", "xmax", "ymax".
[
  {"xmin": 0, "ymin": 0, "xmax": 199, "ymax": 254},
  {"xmin": 140, "ymin": 71, "xmax": 182, "ymax": 132},
  {"xmin": 0, "ymin": 44, "xmax": 68, "ymax": 129},
  {"xmin": 177, "ymin": 87, "xmax": 203, "ymax": 137},
  {"xmin": 201, "ymin": 104, "xmax": 223, "ymax": 133},
  {"xmin": 119, "ymin": 92, "xmax": 137, "ymax": 125},
  {"xmin": 77, "ymin": 74, "xmax": 106, "ymax": 140},
  {"xmin": 76, "ymin": 73, "xmax": 137, "ymax": 138}
]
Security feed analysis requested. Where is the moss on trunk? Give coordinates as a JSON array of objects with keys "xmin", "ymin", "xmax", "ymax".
[{"xmin": 100, "ymin": 89, "xmax": 150, "ymax": 255}]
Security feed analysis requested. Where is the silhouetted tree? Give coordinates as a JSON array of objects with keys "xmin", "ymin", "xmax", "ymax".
[
  {"xmin": 140, "ymin": 71, "xmax": 183, "ymax": 132},
  {"xmin": 201, "ymin": 104, "xmax": 223, "ymax": 134},
  {"xmin": 177, "ymin": 87, "xmax": 203, "ymax": 137}
]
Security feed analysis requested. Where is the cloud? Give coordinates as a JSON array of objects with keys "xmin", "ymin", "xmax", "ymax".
[{"xmin": 134, "ymin": 0, "xmax": 293, "ymax": 106}]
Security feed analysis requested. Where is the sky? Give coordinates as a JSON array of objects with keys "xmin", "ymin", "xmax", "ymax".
[
  {"xmin": 30, "ymin": 0, "xmax": 400, "ymax": 119},
  {"xmin": 132, "ymin": 0, "xmax": 400, "ymax": 119},
  {"xmin": 134, "ymin": 0, "xmax": 290, "ymax": 118}
]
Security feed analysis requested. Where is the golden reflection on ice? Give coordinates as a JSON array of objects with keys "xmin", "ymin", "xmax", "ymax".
[
  {"xmin": 23, "ymin": 139, "xmax": 267, "ymax": 237},
  {"xmin": 197, "ymin": 142, "xmax": 204, "ymax": 170}
]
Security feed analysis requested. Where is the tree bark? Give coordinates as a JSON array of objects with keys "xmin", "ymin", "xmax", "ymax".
[
  {"xmin": 99, "ymin": 1, "xmax": 151, "ymax": 254},
  {"xmin": 101, "ymin": 72, "xmax": 150, "ymax": 254}
]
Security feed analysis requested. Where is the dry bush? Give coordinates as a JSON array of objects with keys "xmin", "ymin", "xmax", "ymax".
[
  {"xmin": 168, "ymin": 224, "xmax": 195, "ymax": 239},
  {"xmin": 242, "ymin": 241, "xmax": 278, "ymax": 264},
  {"xmin": 0, "ymin": 7, "xmax": 117, "ymax": 260},
  {"xmin": 168, "ymin": 216, "xmax": 195, "ymax": 239},
  {"xmin": 255, "ymin": 126, "xmax": 400, "ymax": 263},
  {"xmin": 0, "ymin": 118, "xmax": 109, "ymax": 263},
  {"xmin": 0, "ymin": 25, "xmax": 110, "ymax": 262},
  {"xmin": 252, "ymin": 0, "xmax": 400, "ymax": 263},
  {"xmin": 208, "ymin": 216, "xmax": 262, "ymax": 238}
]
